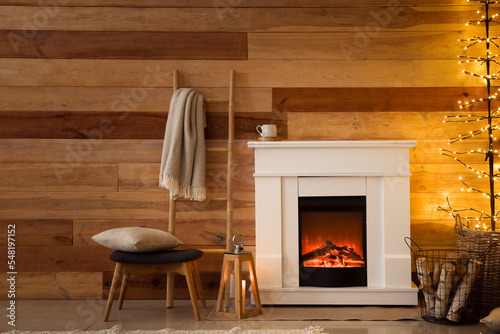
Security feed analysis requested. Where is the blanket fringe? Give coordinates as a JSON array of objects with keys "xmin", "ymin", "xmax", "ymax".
[{"xmin": 159, "ymin": 174, "xmax": 206, "ymax": 202}]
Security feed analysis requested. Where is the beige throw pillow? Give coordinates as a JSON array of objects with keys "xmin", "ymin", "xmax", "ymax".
[
  {"xmin": 92, "ymin": 227, "xmax": 183, "ymax": 253},
  {"xmin": 481, "ymin": 307, "xmax": 500, "ymax": 332}
]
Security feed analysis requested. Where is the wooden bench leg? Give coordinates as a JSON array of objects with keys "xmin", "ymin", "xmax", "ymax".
[
  {"xmin": 193, "ymin": 260, "xmax": 207, "ymax": 309},
  {"xmin": 166, "ymin": 272, "xmax": 174, "ymax": 308},
  {"xmin": 104, "ymin": 263, "xmax": 123, "ymax": 322},
  {"xmin": 118, "ymin": 274, "xmax": 128, "ymax": 309},
  {"xmin": 184, "ymin": 262, "xmax": 201, "ymax": 321}
]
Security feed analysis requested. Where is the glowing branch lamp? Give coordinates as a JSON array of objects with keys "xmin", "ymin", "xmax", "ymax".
[{"xmin": 437, "ymin": 0, "xmax": 500, "ymax": 231}]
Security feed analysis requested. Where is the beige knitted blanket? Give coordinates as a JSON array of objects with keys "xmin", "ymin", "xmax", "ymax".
[{"xmin": 159, "ymin": 88, "xmax": 206, "ymax": 201}]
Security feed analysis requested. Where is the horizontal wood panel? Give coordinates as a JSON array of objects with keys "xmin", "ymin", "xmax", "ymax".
[
  {"xmin": 0, "ymin": 272, "xmax": 102, "ymax": 299},
  {"xmin": 0, "ymin": 191, "xmax": 255, "ymax": 220},
  {"xmin": 0, "ymin": 112, "xmax": 260, "ymax": 140},
  {"xmin": 0, "ymin": 88, "xmax": 172, "ymax": 112},
  {"xmin": 0, "ymin": 111, "xmax": 165, "ymax": 139},
  {"xmin": 288, "ymin": 111, "xmax": 489, "ymax": 141},
  {"xmin": 0, "ymin": 87, "xmax": 269, "ymax": 112},
  {"xmin": 74, "ymin": 219, "xmax": 256, "ymax": 249},
  {"xmin": 411, "ymin": 220, "xmax": 457, "ymax": 247},
  {"xmin": 249, "ymin": 31, "xmax": 470, "ymax": 60},
  {"xmin": 411, "ymin": 192, "xmax": 495, "ymax": 221},
  {"xmin": 0, "ymin": 1, "xmax": 472, "ymax": 7},
  {"xmin": 410, "ymin": 139, "xmax": 491, "ymax": 164},
  {"xmin": 118, "ymin": 162, "xmax": 254, "ymax": 193},
  {"xmin": 0, "ymin": 139, "xmax": 255, "ymax": 163},
  {"xmin": 0, "ymin": 59, "xmax": 483, "ymax": 88},
  {"xmin": 0, "ymin": 219, "xmax": 73, "ymax": 246},
  {"xmin": 410, "ymin": 163, "xmax": 494, "ymax": 193},
  {"xmin": 0, "ymin": 139, "xmax": 162, "ymax": 163},
  {"xmin": 0, "ymin": 163, "xmax": 117, "ymax": 192},
  {"xmin": 274, "ymin": 87, "xmax": 487, "ymax": 113},
  {"xmin": 1, "ymin": 31, "xmax": 247, "ymax": 60},
  {"xmin": 0, "ymin": 245, "xmax": 114, "ymax": 272},
  {"xmin": 0, "ymin": 6, "xmax": 476, "ymax": 32}
]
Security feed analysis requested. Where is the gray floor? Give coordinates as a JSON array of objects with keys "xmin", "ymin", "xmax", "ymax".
[{"xmin": 0, "ymin": 300, "xmax": 494, "ymax": 333}]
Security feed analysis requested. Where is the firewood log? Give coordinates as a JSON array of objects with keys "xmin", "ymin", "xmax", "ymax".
[
  {"xmin": 435, "ymin": 262, "xmax": 455, "ymax": 319},
  {"xmin": 300, "ymin": 240, "xmax": 363, "ymax": 266},
  {"xmin": 446, "ymin": 251, "xmax": 459, "ymax": 260},
  {"xmin": 300, "ymin": 240, "xmax": 338, "ymax": 263},
  {"xmin": 452, "ymin": 262, "xmax": 468, "ymax": 290},
  {"xmin": 416, "ymin": 257, "xmax": 436, "ymax": 316},
  {"xmin": 432, "ymin": 259, "xmax": 442, "ymax": 290},
  {"xmin": 446, "ymin": 260, "xmax": 482, "ymax": 322}
]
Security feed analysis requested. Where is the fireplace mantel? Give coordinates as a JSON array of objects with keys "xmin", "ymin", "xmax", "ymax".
[{"xmin": 248, "ymin": 140, "xmax": 418, "ymax": 305}]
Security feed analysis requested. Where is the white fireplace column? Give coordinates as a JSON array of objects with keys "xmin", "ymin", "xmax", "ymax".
[{"xmin": 248, "ymin": 141, "xmax": 418, "ymax": 305}]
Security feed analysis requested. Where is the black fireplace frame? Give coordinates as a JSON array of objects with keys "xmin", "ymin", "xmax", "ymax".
[{"xmin": 298, "ymin": 196, "xmax": 367, "ymax": 288}]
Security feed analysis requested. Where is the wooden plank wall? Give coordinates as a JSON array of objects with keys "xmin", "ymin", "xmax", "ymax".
[{"xmin": 0, "ymin": 0, "xmax": 490, "ymax": 299}]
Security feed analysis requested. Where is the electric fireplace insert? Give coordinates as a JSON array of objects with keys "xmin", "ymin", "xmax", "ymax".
[{"xmin": 299, "ymin": 196, "xmax": 367, "ymax": 287}]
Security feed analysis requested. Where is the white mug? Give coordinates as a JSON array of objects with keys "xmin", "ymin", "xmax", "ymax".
[{"xmin": 256, "ymin": 124, "xmax": 277, "ymax": 138}]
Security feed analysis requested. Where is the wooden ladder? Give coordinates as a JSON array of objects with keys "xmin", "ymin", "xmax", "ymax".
[{"xmin": 166, "ymin": 69, "xmax": 236, "ymax": 306}]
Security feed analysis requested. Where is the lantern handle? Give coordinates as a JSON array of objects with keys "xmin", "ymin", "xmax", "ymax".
[{"xmin": 232, "ymin": 233, "xmax": 244, "ymax": 246}]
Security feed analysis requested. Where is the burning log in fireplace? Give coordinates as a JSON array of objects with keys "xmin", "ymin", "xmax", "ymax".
[{"xmin": 300, "ymin": 240, "xmax": 365, "ymax": 268}]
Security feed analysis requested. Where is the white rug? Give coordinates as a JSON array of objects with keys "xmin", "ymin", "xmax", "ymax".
[
  {"xmin": 4, "ymin": 324, "xmax": 324, "ymax": 334},
  {"xmin": 208, "ymin": 305, "xmax": 421, "ymax": 321}
]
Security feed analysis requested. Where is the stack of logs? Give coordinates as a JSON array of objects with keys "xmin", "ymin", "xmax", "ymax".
[{"xmin": 416, "ymin": 251, "xmax": 483, "ymax": 323}]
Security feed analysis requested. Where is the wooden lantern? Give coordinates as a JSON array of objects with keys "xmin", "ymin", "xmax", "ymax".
[{"xmin": 216, "ymin": 252, "xmax": 262, "ymax": 318}]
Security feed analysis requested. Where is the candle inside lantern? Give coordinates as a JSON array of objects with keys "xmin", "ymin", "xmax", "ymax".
[
  {"xmin": 242, "ymin": 280, "xmax": 246, "ymax": 307},
  {"xmin": 229, "ymin": 274, "xmax": 235, "ymax": 298}
]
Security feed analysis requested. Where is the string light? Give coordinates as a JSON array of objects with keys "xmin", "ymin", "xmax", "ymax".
[{"xmin": 437, "ymin": 0, "xmax": 499, "ymax": 231}]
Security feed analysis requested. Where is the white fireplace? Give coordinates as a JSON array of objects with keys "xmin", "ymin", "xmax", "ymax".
[{"xmin": 248, "ymin": 140, "xmax": 418, "ymax": 305}]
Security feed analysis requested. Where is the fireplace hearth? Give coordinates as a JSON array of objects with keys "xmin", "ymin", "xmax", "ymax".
[{"xmin": 248, "ymin": 140, "xmax": 418, "ymax": 305}]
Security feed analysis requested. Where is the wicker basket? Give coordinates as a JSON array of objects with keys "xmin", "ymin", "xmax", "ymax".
[{"xmin": 455, "ymin": 214, "xmax": 500, "ymax": 317}]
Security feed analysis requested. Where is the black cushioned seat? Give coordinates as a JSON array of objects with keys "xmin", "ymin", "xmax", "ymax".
[
  {"xmin": 110, "ymin": 249, "xmax": 203, "ymax": 265},
  {"xmin": 104, "ymin": 248, "xmax": 206, "ymax": 321}
]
